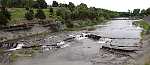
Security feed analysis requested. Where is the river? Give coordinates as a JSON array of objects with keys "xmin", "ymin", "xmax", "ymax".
[{"xmin": 0, "ymin": 18, "xmax": 143, "ymax": 65}]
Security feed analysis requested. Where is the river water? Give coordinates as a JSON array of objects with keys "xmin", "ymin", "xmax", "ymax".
[{"xmin": 0, "ymin": 19, "xmax": 143, "ymax": 65}]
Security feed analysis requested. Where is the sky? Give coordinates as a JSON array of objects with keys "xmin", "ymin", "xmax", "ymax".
[{"xmin": 45, "ymin": 0, "xmax": 150, "ymax": 12}]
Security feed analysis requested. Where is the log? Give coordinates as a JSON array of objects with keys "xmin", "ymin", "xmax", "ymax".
[
  {"xmin": 63, "ymin": 37, "xmax": 75, "ymax": 42},
  {"xmin": 110, "ymin": 38, "xmax": 139, "ymax": 39},
  {"xmin": 110, "ymin": 44, "xmax": 140, "ymax": 47},
  {"xmin": 22, "ymin": 44, "xmax": 59, "ymax": 49},
  {"xmin": 86, "ymin": 34, "xmax": 102, "ymax": 40},
  {"xmin": 101, "ymin": 46, "xmax": 139, "ymax": 53}
]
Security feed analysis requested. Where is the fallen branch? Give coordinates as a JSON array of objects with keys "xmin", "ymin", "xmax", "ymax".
[
  {"xmin": 110, "ymin": 44, "xmax": 140, "ymax": 47},
  {"xmin": 101, "ymin": 46, "xmax": 140, "ymax": 53}
]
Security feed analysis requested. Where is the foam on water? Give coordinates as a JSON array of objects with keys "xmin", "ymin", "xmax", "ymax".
[{"xmin": 8, "ymin": 43, "xmax": 24, "ymax": 51}]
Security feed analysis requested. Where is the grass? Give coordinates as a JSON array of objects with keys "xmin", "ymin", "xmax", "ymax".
[
  {"xmin": 135, "ymin": 20, "xmax": 150, "ymax": 65},
  {"xmin": 64, "ymin": 19, "xmax": 106, "ymax": 31},
  {"xmin": 6, "ymin": 8, "xmax": 106, "ymax": 32},
  {"xmin": 9, "ymin": 8, "xmax": 50, "ymax": 24},
  {"xmin": 10, "ymin": 8, "xmax": 25, "ymax": 24},
  {"xmin": 134, "ymin": 20, "xmax": 150, "ymax": 35},
  {"xmin": 137, "ymin": 20, "xmax": 150, "ymax": 30},
  {"xmin": 145, "ymin": 63, "xmax": 150, "ymax": 65},
  {"xmin": 145, "ymin": 58, "xmax": 150, "ymax": 65}
]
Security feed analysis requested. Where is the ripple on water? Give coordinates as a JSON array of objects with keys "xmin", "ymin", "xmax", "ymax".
[{"xmin": 5, "ymin": 19, "xmax": 143, "ymax": 65}]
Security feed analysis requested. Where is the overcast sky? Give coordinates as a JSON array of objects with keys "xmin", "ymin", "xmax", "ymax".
[{"xmin": 45, "ymin": 0, "xmax": 150, "ymax": 12}]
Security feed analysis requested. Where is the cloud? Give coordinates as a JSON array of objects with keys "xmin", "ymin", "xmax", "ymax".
[{"xmin": 45, "ymin": 0, "xmax": 150, "ymax": 12}]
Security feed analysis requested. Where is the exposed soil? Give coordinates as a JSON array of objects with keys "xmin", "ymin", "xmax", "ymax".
[{"xmin": 133, "ymin": 34, "xmax": 150, "ymax": 65}]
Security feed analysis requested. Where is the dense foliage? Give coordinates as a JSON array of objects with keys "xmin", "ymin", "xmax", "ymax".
[
  {"xmin": 0, "ymin": 0, "xmax": 122, "ymax": 28},
  {"xmin": 119, "ymin": 8, "xmax": 150, "ymax": 18},
  {"xmin": 25, "ymin": 9, "xmax": 34, "ymax": 20},
  {"xmin": 35, "ymin": 9, "xmax": 46, "ymax": 19},
  {"xmin": 52, "ymin": 1, "xmax": 59, "ymax": 7},
  {"xmin": 0, "ymin": 0, "xmax": 47, "ymax": 8},
  {"xmin": 0, "ymin": 7, "xmax": 11, "ymax": 25}
]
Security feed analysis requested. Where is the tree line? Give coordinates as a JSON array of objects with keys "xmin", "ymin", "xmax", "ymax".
[
  {"xmin": 0, "ymin": 0, "xmax": 119, "ymax": 28},
  {"xmin": 119, "ymin": 8, "xmax": 150, "ymax": 18},
  {"xmin": 0, "ymin": 0, "xmax": 47, "ymax": 8}
]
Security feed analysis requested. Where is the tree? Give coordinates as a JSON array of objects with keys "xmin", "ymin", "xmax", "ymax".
[
  {"xmin": 127, "ymin": 10, "xmax": 132, "ymax": 17},
  {"xmin": 132, "ymin": 9, "xmax": 140, "ymax": 16},
  {"xmin": 32, "ymin": 0, "xmax": 47, "ymax": 8},
  {"xmin": 25, "ymin": 0, "xmax": 34, "ymax": 8},
  {"xmin": 76, "ymin": 3, "xmax": 88, "ymax": 19},
  {"xmin": 1, "ymin": 7, "xmax": 11, "ymax": 20},
  {"xmin": 52, "ymin": 1, "xmax": 59, "ymax": 7},
  {"xmin": 49, "ymin": 7, "xmax": 54, "ymax": 17},
  {"xmin": 88, "ymin": 7, "xmax": 97, "ymax": 19},
  {"xmin": 36, "ymin": 0, "xmax": 47, "ymax": 8},
  {"xmin": 56, "ymin": 8, "xmax": 71, "ymax": 20},
  {"xmin": 146, "ymin": 8, "xmax": 150, "ymax": 16},
  {"xmin": 35, "ymin": 9, "xmax": 46, "ymax": 19},
  {"xmin": 0, "ymin": 13, "xmax": 9, "ymax": 25},
  {"xmin": 103, "ymin": 12, "xmax": 110, "ymax": 19},
  {"xmin": 71, "ymin": 9, "xmax": 79, "ymax": 19},
  {"xmin": 0, "ymin": 0, "xmax": 33, "ymax": 8},
  {"xmin": 49, "ymin": 7, "xmax": 53, "ymax": 13},
  {"xmin": 1, "ymin": 0, "xmax": 8, "ymax": 7},
  {"xmin": 68, "ymin": 2, "xmax": 75, "ymax": 11},
  {"xmin": 0, "ymin": 0, "xmax": 47, "ymax": 8},
  {"xmin": 59, "ymin": 3, "xmax": 68, "ymax": 8},
  {"xmin": 140, "ymin": 9, "xmax": 146, "ymax": 17},
  {"xmin": 0, "ymin": 7, "xmax": 11, "ymax": 25},
  {"xmin": 56, "ymin": 8, "xmax": 73, "ymax": 28},
  {"xmin": 25, "ymin": 9, "xmax": 34, "ymax": 20},
  {"xmin": 77, "ymin": 3, "xmax": 88, "ymax": 9},
  {"xmin": 11, "ymin": 0, "xmax": 26, "ymax": 8}
]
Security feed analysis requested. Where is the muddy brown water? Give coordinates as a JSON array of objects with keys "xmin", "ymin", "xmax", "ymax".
[{"xmin": 0, "ymin": 18, "xmax": 143, "ymax": 65}]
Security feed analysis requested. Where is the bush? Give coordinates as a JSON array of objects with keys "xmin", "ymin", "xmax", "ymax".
[
  {"xmin": 52, "ymin": 1, "xmax": 59, "ymax": 7},
  {"xmin": 0, "ymin": 13, "xmax": 9, "ymax": 25},
  {"xmin": 56, "ymin": 8, "xmax": 74, "ymax": 28},
  {"xmin": 0, "ymin": 7, "xmax": 11, "ymax": 25},
  {"xmin": 49, "ymin": 7, "xmax": 54, "ymax": 17},
  {"xmin": 1, "ymin": 7, "xmax": 11, "ymax": 20},
  {"xmin": 33, "ymin": 0, "xmax": 48, "ymax": 8},
  {"xmin": 35, "ymin": 9, "xmax": 46, "ymax": 19},
  {"xmin": 25, "ymin": 9, "xmax": 34, "ymax": 20}
]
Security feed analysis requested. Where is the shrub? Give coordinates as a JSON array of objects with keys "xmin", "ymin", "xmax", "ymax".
[
  {"xmin": 0, "ymin": 13, "xmax": 9, "ymax": 25},
  {"xmin": 25, "ymin": 9, "xmax": 34, "ymax": 20},
  {"xmin": 35, "ymin": 9, "xmax": 46, "ymax": 19},
  {"xmin": 0, "ymin": 7, "xmax": 11, "ymax": 25},
  {"xmin": 49, "ymin": 7, "xmax": 54, "ymax": 17}
]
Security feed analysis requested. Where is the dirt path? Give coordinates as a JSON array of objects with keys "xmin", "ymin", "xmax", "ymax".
[{"xmin": 133, "ymin": 34, "xmax": 150, "ymax": 65}]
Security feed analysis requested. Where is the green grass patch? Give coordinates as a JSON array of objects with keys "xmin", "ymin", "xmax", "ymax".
[
  {"xmin": 137, "ymin": 20, "xmax": 150, "ymax": 30},
  {"xmin": 10, "ymin": 8, "xmax": 26, "ymax": 24},
  {"xmin": 145, "ymin": 63, "xmax": 150, "ymax": 65},
  {"xmin": 9, "ymin": 8, "xmax": 50, "ymax": 24},
  {"xmin": 134, "ymin": 20, "xmax": 150, "ymax": 34}
]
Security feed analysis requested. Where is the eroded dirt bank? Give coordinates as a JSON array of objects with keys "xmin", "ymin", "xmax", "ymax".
[{"xmin": 133, "ymin": 34, "xmax": 150, "ymax": 65}]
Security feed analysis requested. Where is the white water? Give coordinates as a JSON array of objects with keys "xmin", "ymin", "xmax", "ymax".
[
  {"xmin": 8, "ymin": 43, "xmax": 24, "ymax": 51},
  {"xmin": 5, "ymin": 19, "xmax": 143, "ymax": 65}
]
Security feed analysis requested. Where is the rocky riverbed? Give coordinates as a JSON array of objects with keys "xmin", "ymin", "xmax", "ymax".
[{"xmin": 0, "ymin": 18, "xmax": 148, "ymax": 65}]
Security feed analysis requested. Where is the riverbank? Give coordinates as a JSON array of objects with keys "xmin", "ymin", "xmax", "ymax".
[
  {"xmin": 132, "ymin": 34, "xmax": 150, "ymax": 65},
  {"xmin": 133, "ymin": 20, "xmax": 150, "ymax": 34},
  {"xmin": 132, "ymin": 20, "xmax": 150, "ymax": 65},
  {"xmin": 0, "ymin": 17, "xmax": 107, "ymax": 43},
  {"xmin": 0, "ymin": 18, "xmax": 145, "ymax": 65}
]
